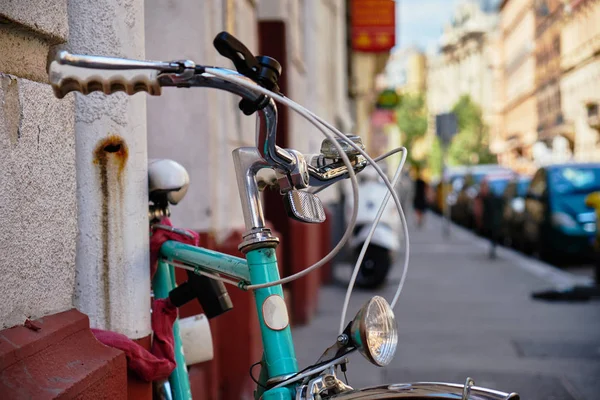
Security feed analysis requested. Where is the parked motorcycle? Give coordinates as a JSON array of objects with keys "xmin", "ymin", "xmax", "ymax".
[{"xmin": 345, "ymin": 166, "xmax": 400, "ymax": 288}]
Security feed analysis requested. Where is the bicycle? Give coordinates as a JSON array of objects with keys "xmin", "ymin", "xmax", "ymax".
[{"xmin": 49, "ymin": 32, "xmax": 519, "ymax": 400}]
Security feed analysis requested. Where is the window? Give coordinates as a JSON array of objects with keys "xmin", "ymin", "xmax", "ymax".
[
  {"xmin": 504, "ymin": 182, "xmax": 516, "ymax": 199},
  {"xmin": 489, "ymin": 179, "xmax": 510, "ymax": 196},
  {"xmin": 517, "ymin": 178, "xmax": 531, "ymax": 196},
  {"xmin": 536, "ymin": 0, "xmax": 549, "ymax": 16},
  {"xmin": 550, "ymin": 167, "xmax": 600, "ymax": 194},
  {"xmin": 529, "ymin": 170, "xmax": 547, "ymax": 197},
  {"xmin": 587, "ymin": 103, "xmax": 599, "ymax": 118}
]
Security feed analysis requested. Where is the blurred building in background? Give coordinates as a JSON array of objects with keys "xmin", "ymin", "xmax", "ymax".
[
  {"xmin": 349, "ymin": 52, "xmax": 390, "ymax": 153},
  {"xmin": 347, "ymin": 0, "xmax": 396, "ymax": 156},
  {"xmin": 533, "ymin": 0, "xmax": 572, "ymax": 165},
  {"xmin": 560, "ymin": 0, "xmax": 600, "ymax": 162},
  {"xmin": 380, "ymin": 47, "xmax": 427, "ymax": 95},
  {"xmin": 497, "ymin": 0, "xmax": 538, "ymax": 173},
  {"xmin": 427, "ymin": 0, "xmax": 498, "ymax": 142},
  {"xmin": 374, "ymin": 47, "xmax": 426, "ymax": 169},
  {"xmin": 496, "ymin": 0, "xmax": 600, "ymax": 171}
]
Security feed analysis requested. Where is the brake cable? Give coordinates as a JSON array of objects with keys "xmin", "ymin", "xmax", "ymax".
[{"xmin": 204, "ymin": 68, "xmax": 411, "ymax": 317}]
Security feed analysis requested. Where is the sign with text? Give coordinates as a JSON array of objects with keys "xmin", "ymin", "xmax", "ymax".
[
  {"xmin": 351, "ymin": 0, "xmax": 396, "ymax": 53},
  {"xmin": 371, "ymin": 109, "xmax": 396, "ymax": 128},
  {"xmin": 436, "ymin": 113, "xmax": 457, "ymax": 146}
]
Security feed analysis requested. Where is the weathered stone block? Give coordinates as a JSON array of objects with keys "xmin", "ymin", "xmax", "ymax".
[{"xmin": 0, "ymin": 75, "xmax": 77, "ymax": 329}]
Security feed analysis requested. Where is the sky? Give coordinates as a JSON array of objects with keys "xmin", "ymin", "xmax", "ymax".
[
  {"xmin": 395, "ymin": 0, "xmax": 458, "ymax": 53},
  {"xmin": 395, "ymin": 0, "xmax": 500, "ymax": 53}
]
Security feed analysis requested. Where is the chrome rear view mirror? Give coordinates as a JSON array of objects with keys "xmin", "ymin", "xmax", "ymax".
[{"xmin": 283, "ymin": 190, "xmax": 326, "ymax": 224}]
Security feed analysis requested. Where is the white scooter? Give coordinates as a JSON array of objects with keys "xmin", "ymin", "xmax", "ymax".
[{"xmin": 344, "ymin": 165, "xmax": 401, "ymax": 288}]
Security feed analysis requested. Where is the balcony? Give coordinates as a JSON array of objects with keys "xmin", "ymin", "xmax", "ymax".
[{"xmin": 537, "ymin": 113, "xmax": 574, "ymax": 143}]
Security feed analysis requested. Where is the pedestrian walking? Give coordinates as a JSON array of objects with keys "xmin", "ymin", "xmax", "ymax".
[
  {"xmin": 412, "ymin": 166, "xmax": 427, "ymax": 228},
  {"xmin": 482, "ymin": 181, "xmax": 503, "ymax": 259}
]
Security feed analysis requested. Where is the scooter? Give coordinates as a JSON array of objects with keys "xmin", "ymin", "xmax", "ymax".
[{"xmin": 345, "ymin": 166, "xmax": 400, "ymax": 288}]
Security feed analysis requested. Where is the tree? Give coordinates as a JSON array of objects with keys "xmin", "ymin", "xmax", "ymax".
[
  {"xmin": 427, "ymin": 136, "xmax": 443, "ymax": 177},
  {"xmin": 396, "ymin": 93, "xmax": 428, "ymax": 166},
  {"xmin": 447, "ymin": 95, "xmax": 496, "ymax": 166}
]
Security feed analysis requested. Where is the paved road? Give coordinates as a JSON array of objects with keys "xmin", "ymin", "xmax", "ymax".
[{"xmin": 292, "ymin": 212, "xmax": 600, "ymax": 400}]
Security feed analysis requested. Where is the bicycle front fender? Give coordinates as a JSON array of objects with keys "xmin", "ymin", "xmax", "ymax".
[{"xmin": 326, "ymin": 382, "xmax": 519, "ymax": 400}]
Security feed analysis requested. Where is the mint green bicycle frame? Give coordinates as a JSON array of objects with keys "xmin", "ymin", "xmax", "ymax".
[
  {"xmin": 153, "ymin": 240, "xmax": 299, "ymax": 400},
  {"xmin": 149, "ymin": 76, "xmax": 306, "ymax": 400}
]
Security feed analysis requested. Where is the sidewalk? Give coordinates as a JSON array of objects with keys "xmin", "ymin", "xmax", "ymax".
[{"xmin": 292, "ymin": 212, "xmax": 600, "ymax": 400}]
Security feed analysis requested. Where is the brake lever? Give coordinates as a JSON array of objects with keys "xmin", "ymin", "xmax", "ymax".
[
  {"xmin": 213, "ymin": 32, "xmax": 260, "ymax": 80},
  {"xmin": 212, "ymin": 31, "xmax": 282, "ymax": 115}
]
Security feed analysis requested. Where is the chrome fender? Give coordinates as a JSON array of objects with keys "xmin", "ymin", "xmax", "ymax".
[{"xmin": 327, "ymin": 382, "xmax": 519, "ymax": 400}]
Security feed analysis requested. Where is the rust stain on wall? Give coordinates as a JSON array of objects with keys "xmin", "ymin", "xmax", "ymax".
[{"xmin": 93, "ymin": 135, "xmax": 129, "ymax": 329}]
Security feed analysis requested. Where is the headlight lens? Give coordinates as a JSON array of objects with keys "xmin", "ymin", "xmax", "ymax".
[{"xmin": 350, "ymin": 296, "xmax": 398, "ymax": 366}]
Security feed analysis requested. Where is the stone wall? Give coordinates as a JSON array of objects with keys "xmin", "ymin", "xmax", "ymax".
[
  {"xmin": 0, "ymin": 1, "xmax": 77, "ymax": 329},
  {"xmin": 0, "ymin": 0, "xmax": 151, "ymax": 338}
]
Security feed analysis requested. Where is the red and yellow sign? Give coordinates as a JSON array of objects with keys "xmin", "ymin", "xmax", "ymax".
[{"xmin": 351, "ymin": 0, "xmax": 396, "ymax": 53}]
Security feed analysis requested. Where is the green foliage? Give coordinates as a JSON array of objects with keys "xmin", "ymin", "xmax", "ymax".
[
  {"xmin": 424, "ymin": 94, "xmax": 496, "ymax": 179},
  {"xmin": 396, "ymin": 93, "xmax": 428, "ymax": 165},
  {"xmin": 447, "ymin": 95, "xmax": 496, "ymax": 166},
  {"xmin": 428, "ymin": 136, "xmax": 443, "ymax": 177}
]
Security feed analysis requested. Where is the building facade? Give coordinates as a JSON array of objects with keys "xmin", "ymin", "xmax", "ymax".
[
  {"xmin": 350, "ymin": 51, "xmax": 390, "ymax": 154},
  {"xmin": 560, "ymin": 0, "xmax": 600, "ymax": 162},
  {"xmin": 0, "ymin": 0, "xmax": 353, "ymax": 398},
  {"xmin": 373, "ymin": 47, "xmax": 426, "ymax": 166},
  {"xmin": 498, "ymin": 0, "xmax": 538, "ymax": 173},
  {"xmin": 381, "ymin": 47, "xmax": 427, "ymax": 95},
  {"xmin": 533, "ymin": 0, "xmax": 573, "ymax": 163},
  {"xmin": 427, "ymin": 0, "xmax": 498, "ymax": 140}
]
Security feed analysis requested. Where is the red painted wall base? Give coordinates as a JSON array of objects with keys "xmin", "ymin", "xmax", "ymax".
[
  {"xmin": 128, "ymin": 335, "xmax": 153, "ymax": 400},
  {"xmin": 289, "ymin": 220, "xmax": 323, "ymax": 326},
  {"xmin": 0, "ymin": 309, "xmax": 126, "ymax": 399}
]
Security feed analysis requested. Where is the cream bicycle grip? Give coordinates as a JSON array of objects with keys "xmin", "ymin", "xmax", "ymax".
[{"xmin": 49, "ymin": 60, "xmax": 162, "ymax": 98}]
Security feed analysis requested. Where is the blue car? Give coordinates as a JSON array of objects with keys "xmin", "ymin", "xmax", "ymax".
[{"xmin": 523, "ymin": 163, "xmax": 600, "ymax": 260}]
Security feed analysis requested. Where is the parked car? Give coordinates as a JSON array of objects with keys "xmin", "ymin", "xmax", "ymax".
[
  {"xmin": 426, "ymin": 177, "xmax": 440, "ymax": 210},
  {"xmin": 500, "ymin": 175, "xmax": 531, "ymax": 248},
  {"xmin": 452, "ymin": 164, "xmax": 512, "ymax": 228},
  {"xmin": 473, "ymin": 172, "xmax": 515, "ymax": 237},
  {"xmin": 523, "ymin": 163, "xmax": 600, "ymax": 260},
  {"xmin": 433, "ymin": 166, "xmax": 467, "ymax": 214}
]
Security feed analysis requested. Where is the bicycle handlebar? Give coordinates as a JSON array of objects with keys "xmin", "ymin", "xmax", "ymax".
[
  {"xmin": 49, "ymin": 51, "xmax": 296, "ymax": 170},
  {"xmin": 48, "ymin": 50, "xmax": 363, "ymax": 186}
]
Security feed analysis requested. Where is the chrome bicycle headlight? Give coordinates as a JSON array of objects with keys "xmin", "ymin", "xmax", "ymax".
[{"xmin": 350, "ymin": 296, "xmax": 398, "ymax": 367}]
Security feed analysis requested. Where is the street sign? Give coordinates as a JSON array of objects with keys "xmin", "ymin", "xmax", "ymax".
[
  {"xmin": 435, "ymin": 112, "xmax": 457, "ymax": 236},
  {"xmin": 436, "ymin": 113, "xmax": 457, "ymax": 146},
  {"xmin": 375, "ymin": 89, "xmax": 400, "ymax": 109},
  {"xmin": 351, "ymin": 0, "xmax": 396, "ymax": 53}
]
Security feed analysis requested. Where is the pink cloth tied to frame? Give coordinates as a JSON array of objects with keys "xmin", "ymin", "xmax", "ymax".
[{"xmin": 92, "ymin": 218, "xmax": 199, "ymax": 382}]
